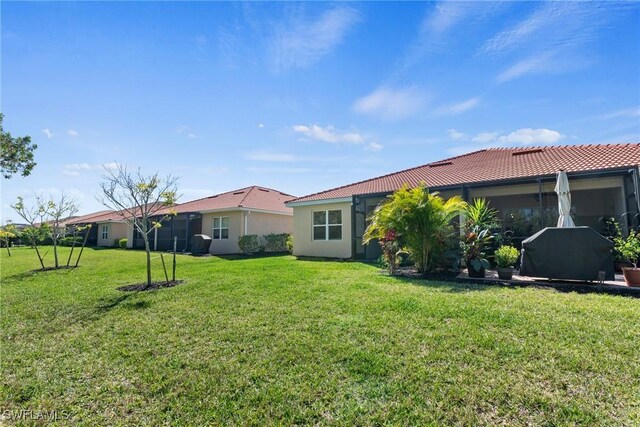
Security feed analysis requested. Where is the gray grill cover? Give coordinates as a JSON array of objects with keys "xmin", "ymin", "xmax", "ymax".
[
  {"xmin": 191, "ymin": 234, "xmax": 212, "ymax": 255},
  {"xmin": 520, "ymin": 227, "xmax": 614, "ymax": 281}
]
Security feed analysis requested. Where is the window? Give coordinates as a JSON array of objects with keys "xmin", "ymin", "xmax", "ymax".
[
  {"xmin": 313, "ymin": 210, "xmax": 342, "ymax": 240},
  {"xmin": 101, "ymin": 225, "xmax": 109, "ymax": 240},
  {"xmin": 213, "ymin": 216, "xmax": 229, "ymax": 240}
]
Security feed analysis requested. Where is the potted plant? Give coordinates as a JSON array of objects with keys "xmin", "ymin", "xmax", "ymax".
[
  {"xmin": 613, "ymin": 226, "xmax": 640, "ymax": 286},
  {"xmin": 494, "ymin": 245, "xmax": 519, "ymax": 280},
  {"xmin": 461, "ymin": 227, "xmax": 493, "ymax": 278}
]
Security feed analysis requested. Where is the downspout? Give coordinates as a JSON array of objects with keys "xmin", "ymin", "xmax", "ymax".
[
  {"xmin": 244, "ymin": 211, "xmax": 249, "ymax": 235},
  {"xmin": 351, "ymin": 196, "xmax": 356, "ymax": 259},
  {"xmin": 537, "ymin": 177, "xmax": 544, "ymax": 230},
  {"xmin": 153, "ymin": 224, "xmax": 158, "ymax": 251}
]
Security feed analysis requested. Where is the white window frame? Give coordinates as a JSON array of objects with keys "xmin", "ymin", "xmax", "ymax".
[
  {"xmin": 101, "ymin": 225, "xmax": 109, "ymax": 240},
  {"xmin": 312, "ymin": 209, "xmax": 342, "ymax": 241},
  {"xmin": 212, "ymin": 216, "xmax": 229, "ymax": 240}
]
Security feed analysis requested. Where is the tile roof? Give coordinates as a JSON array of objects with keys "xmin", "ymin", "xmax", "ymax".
[
  {"xmin": 290, "ymin": 143, "xmax": 640, "ymax": 203},
  {"xmin": 67, "ymin": 209, "xmax": 126, "ymax": 225},
  {"xmin": 158, "ymin": 186, "xmax": 295, "ymax": 215}
]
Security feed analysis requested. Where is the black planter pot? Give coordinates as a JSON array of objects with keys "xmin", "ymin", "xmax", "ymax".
[
  {"xmin": 468, "ymin": 265, "xmax": 486, "ymax": 278},
  {"xmin": 497, "ymin": 267, "xmax": 513, "ymax": 280}
]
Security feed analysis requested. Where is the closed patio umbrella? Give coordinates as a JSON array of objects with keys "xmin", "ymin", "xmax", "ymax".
[{"xmin": 554, "ymin": 170, "xmax": 575, "ymax": 227}]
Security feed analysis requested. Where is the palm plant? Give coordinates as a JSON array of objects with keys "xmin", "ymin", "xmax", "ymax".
[
  {"xmin": 364, "ymin": 184, "xmax": 467, "ymax": 274},
  {"xmin": 465, "ymin": 198, "xmax": 500, "ymax": 231}
]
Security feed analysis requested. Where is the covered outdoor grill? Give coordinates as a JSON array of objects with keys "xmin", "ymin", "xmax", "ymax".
[
  {"xmin": 191, "ymin": 234, "xmax": 212, "ymax": 255},
  {"xmin": 520, "ymin": 226, "xmax": 614, "ymax": 281}
]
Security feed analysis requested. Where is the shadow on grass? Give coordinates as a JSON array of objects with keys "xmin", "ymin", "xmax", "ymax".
[
  {"xmin": 216, "ymin": 252, "xmax": 291, "ymax": 261},
  {"xmin": 391, "ymin": 274, "xmax": 640, "ymax": 298}
]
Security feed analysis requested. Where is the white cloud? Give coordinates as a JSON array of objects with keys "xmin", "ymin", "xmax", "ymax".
[
  {"xmin": 63, "ymin": 170, "xmax": 80, "ymax": 177},
  {"xmin": 293, "ymin": 124, "xmax": 365, "ymax": 145},
  {"xmin": 598, "ymin": 107, "xmax": 640, "ymax": 120},
  {"xmin": 495, "ymin": 51, "xmax": 557, "ymax": 83},
  {"xmin": 436, "ymin": 97, "xmax": 480, "ymax": 116},
  {"xmin": 498, "ymin": 128, "xmax": 564, "ymax": 145},
  {"xmin": 472, "ymin": 132, "xmax": 500, "ymax": 143},
  {"xmin": 65, "ymin": 163, "xmax": 91, "ymax": 171},
  {"xmin": 447, "ymin": 129, "xmax": 466, "ymax": 140},
  {"xmin": 176, "ymin": 126, "xmax": 198, "ymax": 138},
  {"xmin": 270, "ymin": 6, "xmax": 360, "ymax": 71},
  {"xmin": 102, "ymin": 162, "xmax": 120, "ymax": 170},
  {"xmin": 257, "ymin": 123, "xmax": 265, "ymax": 128},
  {"xmin": 365, "ymin": 142, "xmax": 383, "ymax": 152},
  {"xmin": 246, "ymin": 152, "xmax": 298, "ymax": 162},
  {"xmin": 42, "ymin": 128, "xmax": 53, "ymax": 139},
  {"xmin": 353, "ymin": 86, "xmax": 425, "ymax": 120},
  {"xmin": 67, "ymin": 129, "xmax": 79, "ymax": 137},
  {"xmin": 447, "ymin": 127, "xmax": 566, "ymax": 155}
]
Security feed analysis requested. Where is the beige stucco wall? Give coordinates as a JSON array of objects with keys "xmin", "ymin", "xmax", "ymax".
[
  {"xmin": 292, "ymin": 201, "xmax": 352, "ymax": 259},
  {"xmin": 96, "ymin": 222, "xmax": 128, "ymax": 247},
  {"xmin": 201, "ymin": 210, "xmax": 243, "ymax": 254},
  {"xmin": 245, "ymin": 211, "xmax": 293, "ymax": 236}
]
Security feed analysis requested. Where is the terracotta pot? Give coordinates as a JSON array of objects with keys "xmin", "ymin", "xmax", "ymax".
[
  {"xmin": 497, "ymin": 267, "xmax": 513, "ymax": 280},
  {"xmin": 468, "ymin": 265, "xmax": 486, "ymax": 278},
  {"xmin": 622, "ymin": 267, "xmax": 640, "ymax": 287},
  {"xmin": 614, "ymin": 261, "xmax": 634, "ymax": 273}
]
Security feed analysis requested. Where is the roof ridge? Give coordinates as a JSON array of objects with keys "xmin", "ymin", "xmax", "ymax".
[
  {"xmin": 290, "ymin": 149, "xmax": 489, "ymax": 202},
  {"xmin": 485, "ymin": 142, "xmax": 639, "ymax": 151}
]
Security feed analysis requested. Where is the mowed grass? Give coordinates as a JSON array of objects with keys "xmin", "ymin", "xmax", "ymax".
[{"xmin": 1, "ymin": 247, "xmax": 639, "ymax": 426}]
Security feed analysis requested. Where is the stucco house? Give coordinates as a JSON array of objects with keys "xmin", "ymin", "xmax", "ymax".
[
  {"xmin": 286, "ymin": 143, "xmax": 640, "ymax": 260},
  {"xmin": 68, "ymin": 186, "xmax": 295, "ymax": 253},
  {"xmin": 67, "ymin": 210, "xmax": 131, "ymax": 247},
  {"xmin": 135, "ymin": 186, "xmax": 295, "ymax": 254}
]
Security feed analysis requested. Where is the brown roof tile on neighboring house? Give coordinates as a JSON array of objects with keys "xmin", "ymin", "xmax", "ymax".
[
  {"xmin": 157, "ymin": 186, "xmax": 296, "ymax": 215},
  {"xmin": 290, "ymin": 143, "xmax": 640, "ymax": 203},
  {"xmin": 67, "ymin": 209, "xmax": 126, "ymax": 224}
]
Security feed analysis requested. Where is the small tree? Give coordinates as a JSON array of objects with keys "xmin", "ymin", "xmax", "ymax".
[
  {"xmin": 12, "ymin": 196, "xmax": 52, "ymax": 269},
  {"xmin": 0, "ymin": 113, "xmax": 38, "ymax": 178},
  {"xmin": 12, "ymin": 194, "xmax": 78, "ymax": 269},
  {"xmin": 0, "ymin": 223, "xmax": 17, "ymax": 256},
  {"xmin": 98, "ymin": 165, "xmax": 179, "ymax": 288},
  {"xmin": 364, "ymin": 184, "xmax": 467, "ymax": 274}
]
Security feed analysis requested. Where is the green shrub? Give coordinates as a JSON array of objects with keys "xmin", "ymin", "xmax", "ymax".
[
  {"xmin": 59, "ymin": 236, "xmax": 83, "ymax": 247},
  {"xmin": 286, "ymin": 235, "xmax": 293, "ymax": 253},
  {"xmin": 238, "ymin": 235, "xmax": 261, "ymax": 255},
  {"xmin": 494, "ymin": 245, "xmax": 519, "ymax": 268},
  {"xmin": 119, "ymin": 238, "xmax": 128, "ymax": 248},
  {"xmin": 263, "ymin": 233, "xmax": 289, "ymax": 252}
]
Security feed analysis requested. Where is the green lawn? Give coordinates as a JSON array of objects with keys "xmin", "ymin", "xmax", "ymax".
[{"xmin": 1, "ymin": 247, "xmax": 639, "ymax": 426}]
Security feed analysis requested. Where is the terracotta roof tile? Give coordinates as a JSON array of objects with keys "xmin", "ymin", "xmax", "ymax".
[
  {"xmin": 158, "ymin": 186, "xmax": 295, "ymax": 215},
  {"xmin": 290, "ymin": 143, "xmax": 640, "ymax": 203}
]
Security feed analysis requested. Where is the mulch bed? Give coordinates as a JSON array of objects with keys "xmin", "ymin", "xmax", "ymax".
[
  {"xmin": 117, "ymin": 280, "xmax": 185, "ymax": 292},
  {"xmin": 392, "ymin": 267, "xmax": 460, "ymax": 281}
]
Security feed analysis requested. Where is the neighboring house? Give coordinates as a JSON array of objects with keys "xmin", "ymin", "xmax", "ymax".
[
  {"xmin": 286, "ymin": 143, "xmax": 640, "ymax": 260},
  {"xmin": 67, "ymin": 210, "xmax": 130, "ymax": 247},
  {"xmin": 135, "ymin": 186, "xmax": 295, "ymax": 254}
]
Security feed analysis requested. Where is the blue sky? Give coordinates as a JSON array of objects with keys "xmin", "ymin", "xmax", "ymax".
[{"xmin": 2, "ymin": 1, "xmax": 639, "ymax": 221}]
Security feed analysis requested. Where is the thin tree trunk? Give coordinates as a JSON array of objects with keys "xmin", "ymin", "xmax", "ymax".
[
  {"xmin": 143, "ymin": 236, "xmax": 152, "ymax": 288},
  {"xmin": 34, "ymin": 243, "xmax": 45, "ymax": 269},
  {"xmin": 66, "ymin": 232, "xmax": 78, "ymax": 267},
  {"xmin": 53, "ymin": 237, "xmax": 59, "ymax": 269},
  {"xmin": 5, "ymin": 237, "xmax": 10, "ymax": 257},
  {"xmin": 75, "ymin": 227, "xmax": 91, "ymax": 268}
]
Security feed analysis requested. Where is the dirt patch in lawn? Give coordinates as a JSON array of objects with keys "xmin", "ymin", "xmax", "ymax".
[{"xmin": 117, "ymin": 280, "xmax": 185, "ymax": 292}]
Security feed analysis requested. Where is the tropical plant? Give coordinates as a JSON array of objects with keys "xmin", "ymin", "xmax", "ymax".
[
  {"xmin": 611, "ymin": 221, "xmax": 640, "ymax": 268},
  {"xmin": 461, "ymin": 226, "xmax": 493, "ymax": 272},
  {"xmin": 364, "ymin": 184, "xmax": 467, "ymax": 274},
  {"xmin": 494, "ymin": 245, "xmax": 519, "ymax": 268},
  {"xmin": 465, "ymin": 198, "xmax": 500, "ymax": 231}
]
